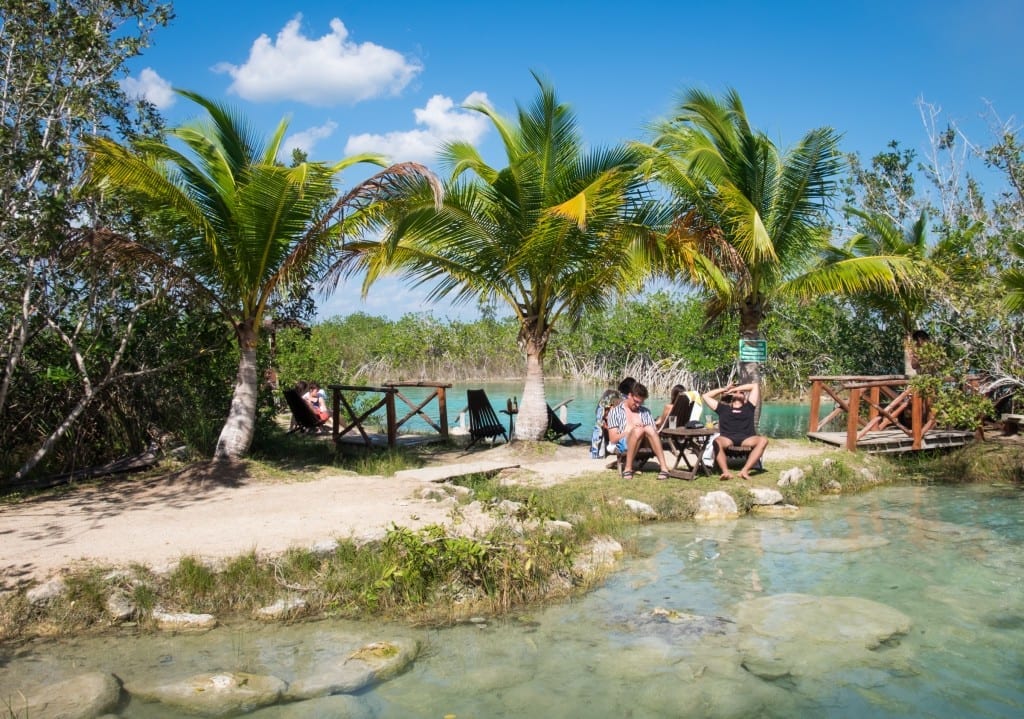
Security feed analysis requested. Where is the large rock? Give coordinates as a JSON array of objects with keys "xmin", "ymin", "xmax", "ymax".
[
  {"xmin": 694, "ymin": 490, "xmax": 738, "ymax": 520},
  {"xmin": 152, "ymin": 608, "xmax": 217, "ymax": 631},
  {"xmin": 126, "ymin": 671, "xmax": 286, "ymax": 716},
  {"xmin": 284, "ymin": 638, "xmax": 419, "ymax": 700},
  {"xmin": 17, "ymin": 672, "xmax": 121, "ymax": 719},
  {"xmin": 624, "ymin": 498, "xmax": 657, "ymax": 519},
  {"xmin": 734, "ymin": 593, "xmax": 912, "ymax": 680},
  {"xmin": 572, "ymin": 535, "xmax": 622, "ymax": 577}
]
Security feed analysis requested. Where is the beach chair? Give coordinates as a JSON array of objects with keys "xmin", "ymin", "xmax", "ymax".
[
  {"xmin": 466, "ymin": 389, "xmax": 509, "ymax": 448},
  {"xmin": 283, "ymin": 388, "xmax": 328, "ymax": 434},
  {"xmin": 546, "ymin": 403, "xmax": 582, "ymax": 443}
]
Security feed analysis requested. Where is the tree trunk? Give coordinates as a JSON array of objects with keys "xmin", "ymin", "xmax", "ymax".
[
  {"xmin": 515, "ymin": 350, "xmax": 548, "ymax": 441},
  {"xmin": 903, "ymin": 333, "xmax": 917, "ymax": 376},
  {"xmin": 214, "ymin": 322, "xmax": 259, "ymax": 460}
]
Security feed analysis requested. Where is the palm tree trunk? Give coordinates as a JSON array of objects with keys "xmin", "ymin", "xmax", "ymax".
[
  {"xmin": 515, "ymin": 350, "xmax": 548, "ymax": 440},
  {"xmin": 214, "ymin": 323, "xmax": 259, "ymax": 460},
  {"xmin": 738, "ymin": 296, "xmax": 765, "ymax": 425}
]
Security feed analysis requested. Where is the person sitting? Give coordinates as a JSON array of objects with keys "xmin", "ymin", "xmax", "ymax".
[
  {"xmin": 701, "ymin": 382, "xmax": 768, "ymax": 481},
  {"xmin": 590, "ymin": 388, "xmax": 623, "ymax": 459},
  {"xmin": 606, "ymin": 382, "xmax": 671, "ymax": 480},
  {"xmin": 302, "ymin": 381, "xmax": 331, "ymax": 423},
  {"xmin": 655, "ymin": 385, "xmax": 688, "ymax": 430}
]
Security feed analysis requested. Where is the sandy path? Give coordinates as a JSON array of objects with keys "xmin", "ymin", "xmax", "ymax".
[{"xmin": 0, "ymin": 440, "xmax": 825, "ymax": 590}]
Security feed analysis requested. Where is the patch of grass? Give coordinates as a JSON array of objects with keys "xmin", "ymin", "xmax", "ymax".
[
  {"xmin": 167, "ymin": 556, "xmax": 217, "ymax": 611},
  {"xmin": 49, "ymin": 569, "xmax": 110, "ymax": 630}
]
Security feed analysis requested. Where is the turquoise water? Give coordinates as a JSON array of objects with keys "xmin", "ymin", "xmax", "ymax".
[
  {"xmin": 383, "ymin": 380, "xmax": 811, "ymax": 439},
  {"xmin": 4, "ymin": 484, "xmax": 1022, "ymax": 717}
]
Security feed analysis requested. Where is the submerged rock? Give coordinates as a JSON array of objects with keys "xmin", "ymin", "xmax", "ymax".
[
  {"xmin": 734, "ymin": 593, "xmax": 912, "ymax": 681},
  {"xmin": 249, "ymin": 694, "xmax": 373, "ymax": 718},
  {"xmin": 16, "ymin": 672, "xmax": 121, "ymax": 719},
  {"xmin": 126, "ymin": 671, "xmax": 285, "ymax": 716},
  {"xmin": 284, "ymin": 637, "xmax": 419, "ymax": 700}
]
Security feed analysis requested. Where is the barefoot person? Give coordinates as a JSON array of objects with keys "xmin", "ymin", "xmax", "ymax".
[
  {"xmin": 702, "ymin": 382, "xmax": 768, "ymax": 480},
  {"xmin": 606, "ymin": 382, "xmax": 671, "ymax": 480}
]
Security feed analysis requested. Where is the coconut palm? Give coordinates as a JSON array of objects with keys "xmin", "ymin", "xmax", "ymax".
[
  {"xmin": 638, "ymin": 88, "xmax": 916, "ymax": 386},
  {"xmin": 84, "ymin": 90, "xmax": 440, "ymax": 459},
  {"xmin": 329, "ymin": 75, "xmax": 672, "ymax": 440},
  {"xmin": 1003, "ymin": 237, "xmax": 1024, "ymax": 314},
  {"xmin": 831, "ymin": 207, "xmax": 984, "ymax": 372}
]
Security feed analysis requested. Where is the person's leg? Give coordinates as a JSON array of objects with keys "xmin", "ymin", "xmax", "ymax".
[
  {"xmin": 714, "ymin": 436, "xmax": 735, "ymax": 479},
  {"xmin": 737, "ymin": 435, "xmax": 769, "ymax": 479},
  {"xmin": 615, "ymin": 437, "xmax": 629, "ymax": 476},
  {"xmin": 624, "ymin": 430, "xmax": 643, "ymax": 476},
  {"xmin": 642, "ymin": 425, "xmax": 671, "ymax": 476}
]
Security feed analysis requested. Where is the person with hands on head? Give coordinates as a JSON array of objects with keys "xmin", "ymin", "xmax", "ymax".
[
  {"xmin": 606, "ymin": 382, "xmax": 672, "ymax": 480},
  {"xmin": 701, "ymin": 382, "xmax": 768, "ymax": 481}
]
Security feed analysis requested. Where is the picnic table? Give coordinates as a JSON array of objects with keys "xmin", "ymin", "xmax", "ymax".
[{"xmin": 659, "ymin": 425, "xmax": 717, "ymax": 480}]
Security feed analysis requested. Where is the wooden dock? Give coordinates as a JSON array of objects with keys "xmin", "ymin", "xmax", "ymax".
[
  {"xmin": 807, "ymin": 429, "xmax": 974, "ymax": 454},
  {"xmin": 807, "ymin": 375, "xmax": 977, "ymax": 454}
]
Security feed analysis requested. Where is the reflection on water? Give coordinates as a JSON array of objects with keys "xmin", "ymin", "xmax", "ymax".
[
  {"xmin": 3, "ymin": 484, "xmax": 1023, "ymax": 717},
  {"xmin": 393, "ymin": 381, "xmax": 812, "ymax": 439}
]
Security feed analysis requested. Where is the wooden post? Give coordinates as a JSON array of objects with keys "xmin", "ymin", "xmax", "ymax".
[
  {"xmin": 809, "ymin": 379, "xmax": 822, "ymax": 432},
  {"xmin": 846, "ymin": 388, "xmax": 861, "ymax": 451},
  {"xmin": 868, "ymin": 386, "xmax": 880, "ymax": 426},
  {"xmin": 911, "ymin": 390, "xmax": 923, "ymax": 449},
  {"xmin": 437, "ymin": 386, "xmax": 449, "ymax": 440},
  {"xmin": 386, "ymin": 390, "xmax": 397, "ymax": 447}
]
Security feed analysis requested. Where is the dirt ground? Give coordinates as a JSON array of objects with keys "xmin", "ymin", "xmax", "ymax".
[{"xmin": 0, "ymin": 439, "xmax": 828, "ymax": 591}]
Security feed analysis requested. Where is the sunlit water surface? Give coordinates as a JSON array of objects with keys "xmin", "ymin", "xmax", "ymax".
[{"xmin": 3, "ymin": 484, "xmax": 1022, "ymax": 718}]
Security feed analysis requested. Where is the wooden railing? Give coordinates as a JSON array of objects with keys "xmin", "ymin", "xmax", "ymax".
[
  {"xmin": 327, "ymin": 381, "xmax": 451, "ymax": 447},
  {"xmin": 808, "ymin": 375, "xmax": 932, "ymax": 451}
]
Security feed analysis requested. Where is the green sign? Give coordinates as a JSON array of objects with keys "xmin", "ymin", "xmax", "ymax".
[{"xmin": 739, "ymin": 339, "xmax": 767, "ymax": 362}]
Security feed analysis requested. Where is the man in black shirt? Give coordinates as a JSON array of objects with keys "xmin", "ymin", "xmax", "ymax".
[{"xmin": 702, "ymin": 382, "xmax": 768, "ymax": 480}]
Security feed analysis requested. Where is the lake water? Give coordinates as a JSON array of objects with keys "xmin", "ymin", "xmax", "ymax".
[
  {"xmin": 4, "ymin": 483, "xmax": 1022, "ymax": 717},
  {"xmin": 388, "ymin": 380, "xmax": 812, "ymax": 439}
]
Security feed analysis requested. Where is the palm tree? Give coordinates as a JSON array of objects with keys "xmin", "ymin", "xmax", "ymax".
[
  {"xmin": 84, "ymin": 90, "xmax": 440, "ymax": 459},
  {"xmin": 1003, "ymin": 237, "xmax": 1024, "ymax": 314},
  {"xmin": 638, "ymin": 88, "xmax": 915, "ymax": 386},
  {"xmin": 329, "ymin": 75, "xmax": 672, "ymax": 440},
  {"xmin": 832, "ymin": 207, "xmax": 983, "ymax": 372}
]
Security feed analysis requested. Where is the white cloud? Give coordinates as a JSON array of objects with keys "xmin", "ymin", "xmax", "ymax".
[
  {"xmin": 344, "ymin": 92, "xmax": 491, "ymax": 163},
  {"xmin": 121, "ymin": 68, "xmax": 176, "ymax": 109},
  {"xmin": 215, "ymin": 15, "xmax": 421, "ymax": 106},
  {"xmin": 281, "ymin": 121, "xmax": 339, "ymax": 160}
]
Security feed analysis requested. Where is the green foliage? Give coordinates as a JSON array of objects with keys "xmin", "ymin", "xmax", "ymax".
[{"xmin": 910, "ymin": 342, "xmax": 994, "ymax": 431}]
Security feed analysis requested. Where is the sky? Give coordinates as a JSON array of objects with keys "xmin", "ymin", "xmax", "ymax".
[{"xmin": 122, "ymin": 0, "xmax": 1023, "ymax": 322}]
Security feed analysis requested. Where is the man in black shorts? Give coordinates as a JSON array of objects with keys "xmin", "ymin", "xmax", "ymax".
[{"xmin": 702, "ymin": 382, "xmax": 768, "ymax": 480}]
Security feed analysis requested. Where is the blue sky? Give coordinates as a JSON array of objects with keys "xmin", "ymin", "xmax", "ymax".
[{"xmin": 122, "ymin": 0, "xmax": 1023, "ymax": 322}]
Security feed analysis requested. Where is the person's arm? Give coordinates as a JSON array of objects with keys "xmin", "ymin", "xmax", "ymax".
[
  {"xmin": 702, "ymin": 384, "xmax": 735, "ymax": 412},
  {"xmin": 606, "ymin": 406, "xmax": 628, "ymax": 443},
  {"xmin": 657, "ymin": 403, "xmax": 672, "ymax": 429},
  {"xmin": 744, "ymin": 382, "xmax": 760, "ymax": 407}
]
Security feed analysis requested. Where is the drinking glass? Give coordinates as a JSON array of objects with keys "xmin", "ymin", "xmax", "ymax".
[{"xmin": 668, "ymin": 416, "xmax": 678, "ymax": 429}]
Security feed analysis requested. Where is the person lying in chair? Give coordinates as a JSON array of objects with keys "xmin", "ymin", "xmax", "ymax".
[
  {"xmin": 606, "ymin": 382, "xmax": 671, "ymax": 480},
  {"xmin": 702, "ymin": 382, "xmax": 768, "ymax": 481}
]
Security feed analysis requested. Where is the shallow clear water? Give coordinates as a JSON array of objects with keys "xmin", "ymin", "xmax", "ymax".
[
  {"xmin": 3, "ymin": 484, "xmax": 1022, "ymax": 718},
  {"xmin": 394, "ymin": 380, "xmax": 811, "ymax": 439}
]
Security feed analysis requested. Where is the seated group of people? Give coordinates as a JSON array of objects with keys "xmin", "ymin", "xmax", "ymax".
[{"xmin": 597, "ymin": 376, "xmax": 768, "ymax": 481}]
